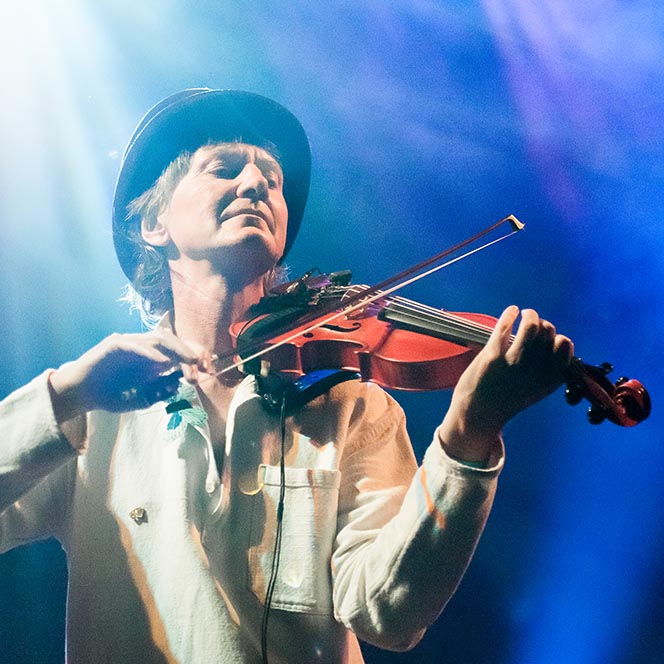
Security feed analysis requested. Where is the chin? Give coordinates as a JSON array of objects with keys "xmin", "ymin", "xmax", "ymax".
[{"xmin": 221, "ymin": 237, "xmax": 282, "ymax": 281}]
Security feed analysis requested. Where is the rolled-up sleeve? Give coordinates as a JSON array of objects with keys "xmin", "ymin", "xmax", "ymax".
[{"xmin": 332, "ymin": 385, "xmax": 504, "ymax": 651}]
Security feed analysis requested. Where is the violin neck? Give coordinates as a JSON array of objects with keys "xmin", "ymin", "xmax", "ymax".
[{"xmin": 379, "ymin": 297, "xmax": 496, "ymax": 347}]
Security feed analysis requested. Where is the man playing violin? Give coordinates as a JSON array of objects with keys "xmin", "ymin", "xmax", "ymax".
[{"xmin": 0, "ymin": 89, "xmax": 573, "ymax": 663}]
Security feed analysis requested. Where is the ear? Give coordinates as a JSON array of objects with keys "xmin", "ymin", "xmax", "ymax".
[{"xmin": 142, "ymin": 215, "xmax": 171, "ymax": 248}]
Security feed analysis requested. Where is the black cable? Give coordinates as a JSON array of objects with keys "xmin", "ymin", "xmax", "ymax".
[{"xmin": 260, "ymin": 394, "xmax": 287, "ymax": 664}]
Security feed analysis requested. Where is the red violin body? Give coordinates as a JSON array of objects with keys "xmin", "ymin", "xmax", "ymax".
[{"xmin": 233, "ymin": 307, "xmax": 495, "ymax": 392}]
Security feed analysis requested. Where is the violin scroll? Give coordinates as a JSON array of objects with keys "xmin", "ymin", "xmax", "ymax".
[{"xmin": 565, "ymin": 359, "xmax": 651, "ymax": 427}]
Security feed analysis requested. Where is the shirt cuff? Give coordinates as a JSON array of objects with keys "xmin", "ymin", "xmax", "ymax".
[
  {"xmin": 46, "ymin": 370, "xmax": 88, "ymax": 454},
  {"xmin": 434, "ymin": 424, "xmax": 505, "ymax": 474}
]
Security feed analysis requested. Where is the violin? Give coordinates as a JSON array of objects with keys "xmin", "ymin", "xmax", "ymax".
[
  {"xmin": 228, "ymin": 269, "xmax": 650, "ymax": 427},
  {"xmin": 149, "ymin": 215, "xmax": 649, "ymax": 427}
]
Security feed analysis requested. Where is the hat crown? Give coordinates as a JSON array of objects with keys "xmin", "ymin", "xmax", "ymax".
[{"xmin": 123, "ymin": 88, "xmax": 213, "ymax": 161}]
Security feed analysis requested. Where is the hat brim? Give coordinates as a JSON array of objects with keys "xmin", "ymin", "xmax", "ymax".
[{"xmin": 112, "ymin": 88, "xmax": 311, "ymax": 282}]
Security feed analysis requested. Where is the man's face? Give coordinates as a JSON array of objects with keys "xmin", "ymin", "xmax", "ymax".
[{"xmin": 151, "ymin": 142, "xmax": 288, "ymax": 276}]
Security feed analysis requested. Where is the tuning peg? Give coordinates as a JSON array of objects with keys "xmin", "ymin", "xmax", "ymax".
[
  {"xmin": 565, "ymin": 383, "xmax": 584, "ymax": 406},
  {"xmin": 587, "ymin": 404, "xmax": 606, "ymax": 425}
]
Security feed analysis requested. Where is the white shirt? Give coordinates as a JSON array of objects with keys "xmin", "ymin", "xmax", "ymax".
[{"xmin": 0, "ymin": 371, "xmax": 503, "ymax": 663}]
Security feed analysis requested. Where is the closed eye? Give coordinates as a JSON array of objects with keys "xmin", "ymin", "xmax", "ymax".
[{"xmin": 208, "ymin": 165, "xmax": 239, "ymax": 179}]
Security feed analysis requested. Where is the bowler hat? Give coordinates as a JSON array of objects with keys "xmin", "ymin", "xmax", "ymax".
[{"xmin": 112, "ymin": 88, "xmax": 311, "ymax": 281}]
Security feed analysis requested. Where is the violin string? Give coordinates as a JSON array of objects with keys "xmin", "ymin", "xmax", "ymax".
[
  {"xmin": 391, "ymin": 297, "xmax": 493, "ymax": 334},
  {"xmin": 338, "ymin": 286, "xmax": 497, "ymax": 344},
  {"xmin": 384, "ymin": 295, "xmax": 522, "ymax": 346},
  {"xmin": 207, "ymin": 227, "xmax": 522, "ymax": 379},
  {"xmin": 384, "ymin": 299, "xmax": 495, "ymax": 345}
]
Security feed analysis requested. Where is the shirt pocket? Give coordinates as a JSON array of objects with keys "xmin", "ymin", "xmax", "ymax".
[{"xmin": 247, "ymin": 464, "xmax": 341, "ymax": 614}]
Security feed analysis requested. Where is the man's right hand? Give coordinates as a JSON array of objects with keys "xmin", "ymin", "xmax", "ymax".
[{"xmin": 48, "ymin": 329, "xmax": 206, "ymax": 420}]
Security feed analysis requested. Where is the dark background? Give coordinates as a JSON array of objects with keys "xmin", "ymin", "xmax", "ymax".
[{"xmin": 1, "ymin": 2, "xmax": 663, "ymax": 662}]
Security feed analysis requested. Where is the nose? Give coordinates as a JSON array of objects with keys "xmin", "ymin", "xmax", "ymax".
[{"xmin": 236, "ymin": 164, "xmax": 268, "ymax": 201}]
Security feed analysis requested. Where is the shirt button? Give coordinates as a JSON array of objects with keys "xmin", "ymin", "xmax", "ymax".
[{"xmin": 129, "ymin": 507, "xmax": 148, "ymax": 524}]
